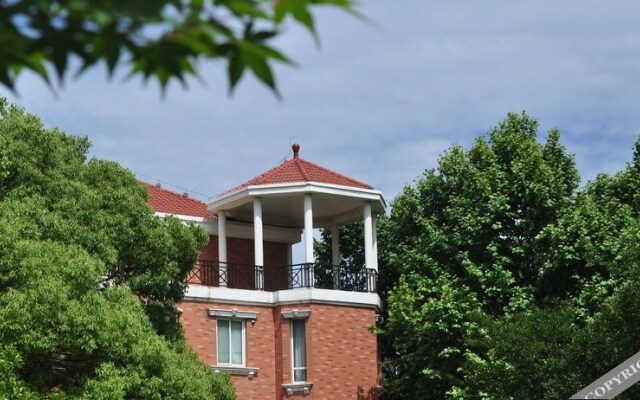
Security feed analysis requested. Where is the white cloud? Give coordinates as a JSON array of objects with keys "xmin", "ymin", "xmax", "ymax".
[{"xmin": 4, "ymin": 0, "xmax": 640, "ymax": 203}]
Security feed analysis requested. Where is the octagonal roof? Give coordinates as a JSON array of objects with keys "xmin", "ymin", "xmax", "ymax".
[
  {"xmin": 208, "ymin": 144, "xmax": 386, "ymax": 227},
  {"xmin": 223, "ymin": 143, "xmax": 373, "ymax": 194}
]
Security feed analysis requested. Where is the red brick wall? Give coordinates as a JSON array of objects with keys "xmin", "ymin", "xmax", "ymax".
[
  {"xmin": 271, "ymin": 307, "xmax": 284, "ymax": 399},
  {"xmin": 188, "ymin": 235, "xmax": 289, "ymax": 287},
  {"xmin": 180, "ymin": 300, "xmax": 215, "ymax": 365},
  {"xmin": 303, "ymin": 304, "xmax": 379, "ymax": 400},
  {"xmin": 200, "ymin": 235, "xmax": 288, "ymax": 267},
  {"xmin": 180, "ymin": 300, "xmax": 379, "ymax": 400},
  {"xmin": 199, "ymin": 234, "xmax": 218, "ymax": 261}
]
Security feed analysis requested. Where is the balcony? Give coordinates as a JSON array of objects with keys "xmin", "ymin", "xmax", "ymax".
[{"xmin": 186, "ymin": 260, "xmax": 377, "ymax": 293}]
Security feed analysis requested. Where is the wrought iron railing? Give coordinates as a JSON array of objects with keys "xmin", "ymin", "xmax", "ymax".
[
  {"xmin": 186, "ymin": 261, "xmax": 377, "ymax": 293},
  {"xmin": 313, "ymin": 264, "xmax": 378, "ymax": 292}
]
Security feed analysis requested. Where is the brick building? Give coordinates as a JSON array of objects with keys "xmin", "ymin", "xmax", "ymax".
[{"xmin": 144, "ymin": 144, "xmax": 385, "ymax": 399}]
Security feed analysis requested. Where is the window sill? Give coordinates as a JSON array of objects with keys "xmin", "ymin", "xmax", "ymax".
[
  {"xmin": 283, "ymin": 382, "xmax": 313, "ymax": 395},
  {"xmin": 212, "ymin": 365, "xmax": 259, "ymax": 378}
]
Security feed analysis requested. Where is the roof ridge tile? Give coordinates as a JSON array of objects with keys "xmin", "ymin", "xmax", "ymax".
[{"xmin": 294, "ymin": 158, "xmax": 311, "ymax": 181}]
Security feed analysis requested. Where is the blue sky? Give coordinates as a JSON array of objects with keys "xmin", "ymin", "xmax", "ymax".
[{"xmin": 5, "ymin": 0, "xmax": 640, "ymax": 205}]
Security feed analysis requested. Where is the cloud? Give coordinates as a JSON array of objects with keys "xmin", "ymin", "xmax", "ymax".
[{"xmin": 4, "ymin": 0, "xmax": 640, "ymax": 204}]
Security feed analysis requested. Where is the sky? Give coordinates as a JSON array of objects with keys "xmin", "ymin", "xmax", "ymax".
[{"xmin": 5, "ymin": 0, "xmax": 640, "ymax": 206}]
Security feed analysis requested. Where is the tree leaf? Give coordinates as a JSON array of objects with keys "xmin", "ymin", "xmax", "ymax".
[
  {"xmin": 227, "ymin": 52, "xmax": 245, "ymax": 94},
  {"xmin": 0, "ymin": 0, "xmax": 361, "ymax": 95}
]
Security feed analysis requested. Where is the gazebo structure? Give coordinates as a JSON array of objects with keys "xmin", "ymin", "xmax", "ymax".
[
  {"xmin": 203, "ymin": 143, "xmax": 385, "ymax": 293},
  {"xmin": 147, "ymin": 144, "xmax": 386, "ymax": 399}
]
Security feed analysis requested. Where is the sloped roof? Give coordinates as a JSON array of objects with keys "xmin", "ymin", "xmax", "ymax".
[
  {"xmin": 141, "ymin": 181, "xmax": 214, "ymax": 218},
  {"xmin": 223, "ymin": 144, "xmax": 373, "ymax": 195}
]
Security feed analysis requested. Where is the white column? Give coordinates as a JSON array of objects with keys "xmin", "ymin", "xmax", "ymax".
[
  {"xmin": 331, "ymin": 224, "xmax": 340, "ymax": 289},
  {"xmin": 304, "ymin": 194, "xmax": 314, "ymax": 287},
  {"xmin": 363, "ymin": 201, "xmax": 373, "ymax": 270},
  {"xmin": 304, "ymin": 194, "xmax": 314, "ymax": 263},
  {"xmin": 287, "ymin": 244, "xmax": 293, "ymax": 289},
  {"xmin": 253, "ymin": 198, "xmax": 264, "ymax": 290},
  {"xmin": 254, "ymin": 198, "xmax": 264, "ymax": 266},
  {"xmin": 331, "ymin": 225, "xmax": 340, "ymax": 266},
  {"xmin": 372, "ymin": 216, "xmax": 378, "ymax": 271},
  {"xmin": 218, "ymin": 211, "xmax": 228, "ymax": 287}
]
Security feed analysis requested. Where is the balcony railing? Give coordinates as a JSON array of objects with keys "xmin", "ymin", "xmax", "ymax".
[{"xmin": 186, "ymin": 261, "xmax": 377, "ymax": 293}]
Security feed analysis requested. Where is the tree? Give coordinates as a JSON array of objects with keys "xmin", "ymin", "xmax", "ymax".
[
  {"xmin": 315, "ymin": 222, "xmax": 365, "ymax": 270},
  {"xmin": 377, "ymin": 113, "xmax": 580, "ymax": 399},
  {"xmin": 448, "ymin": 306, "xmax": 581, "ymax": 400},
  {"xmin": 0, "ymin": 97, "xmax": 235, "ymax": 398},
  {"xmin": 379, "ymin": 125, "xmax": 640, "ymax": 399},
  {"xmin": 538, "ymin": 137, "xmax": 640, "ymax": 315},
  {"xmin": 0, "ymin": 0, "xmax": 356, "ymax": 95},
  {"xmin": 443, "ymin": 138, "xmax": 640, "ymax": 400},
  {"xmin": 452, "ymin": 250, "xmax": 640, "ymax": 400}
]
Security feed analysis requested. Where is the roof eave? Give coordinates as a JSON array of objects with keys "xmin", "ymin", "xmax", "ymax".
[{"xmin": 208, "ymin": 181, "xmax": 386, "ymax": 213}]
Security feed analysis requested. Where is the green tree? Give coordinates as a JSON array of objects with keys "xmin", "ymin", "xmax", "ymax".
[
  {"xmin": 417, "ymin": 138, "xmax": 640, "ymax": 400},
  {"xmin": 378, "ymin": 113, "xmax": 579, "ymax": 399},
  {"xmin": 453, "ymin": 245, "xmax": 640, "ymax": 400},
  {"xmin": 382, "ymin": 273, "xmax": 485, "ymax": 398},
  {"xmin": 449, "ymin": 306, "xmax": 581, "ymax": 400},
  {"xmin": 0, "ymin": 97, "xmax": 235, "ymax": 398},
  {"xmin": 539, "ymin": 137, "xmax": 640, "ymax": 314},
  {"xmin": 0, "ymin": 0, "xmax": 356, "ymax": 94},
  {"xmin": 315, "ymin": 222, "xmax": 365, "ymax": 269},
  {"xmin": 0, "ymin": 346, "xmax": 37, "ymax": 399}
]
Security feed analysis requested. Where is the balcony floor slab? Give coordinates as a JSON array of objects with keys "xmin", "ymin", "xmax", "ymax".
[{"xmin": 184, "ymin": 286, "xmax": 382, "ymax": 310}]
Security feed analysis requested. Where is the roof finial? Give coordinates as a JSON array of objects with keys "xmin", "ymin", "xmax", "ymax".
[{"xmin": 292, "ymin": 143, "xmax": 300, "ymax": 158}]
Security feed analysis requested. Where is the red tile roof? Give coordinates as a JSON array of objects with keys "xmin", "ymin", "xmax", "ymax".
[
  {"xmin": 141, "ymin": 181, "xmax": 214, "ymax": 218},
  {"xmin": 223, "ymin": 144, "xmax": 373, "ymax": 195}
]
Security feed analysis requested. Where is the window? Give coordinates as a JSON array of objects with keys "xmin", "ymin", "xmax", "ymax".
[
  {"xmin": 282, "ymin": 311, "xmax": 312, "ymax": 394},
  {"xmin": 291, "ymin": 319, "xmax": 307, "ymax": 382},
  {"xmin": 217, "ymin": 319, "xmax": 245, "ymax": 366}
]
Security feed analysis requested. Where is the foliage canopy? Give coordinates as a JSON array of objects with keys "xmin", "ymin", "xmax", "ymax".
[
  {"xmin": 0, "ymin": 0, "xmax": 356, "ymax": 95},
  {"xmin": 0, "ymin": 98, "xmax": 235, "ymax": 399}
]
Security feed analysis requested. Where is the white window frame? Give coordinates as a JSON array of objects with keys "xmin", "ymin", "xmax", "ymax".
[
  {"xmin": 290, "ymin": 318, "xmax": 308, "ymax": 383},
  {"xmin": 216, "ymin": 318, "xmax": 246, "ymax": 367}
]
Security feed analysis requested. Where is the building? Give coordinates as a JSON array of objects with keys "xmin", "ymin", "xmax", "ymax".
[{"xmin": 144, "ymin": 144, "xmax": 386, "ymax": 399}]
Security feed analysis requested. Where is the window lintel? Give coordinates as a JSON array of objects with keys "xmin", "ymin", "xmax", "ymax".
[
  {"xmin": 213, "ymin": 365, "xmax": 258, "ymax": 379},
  {"xmin": 208, "ymin": 308, "xmax": 258, "ymax": 321},
  {"xmin": 281, "ymin": 309, "xmax": 311, "ymax": 319}
]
